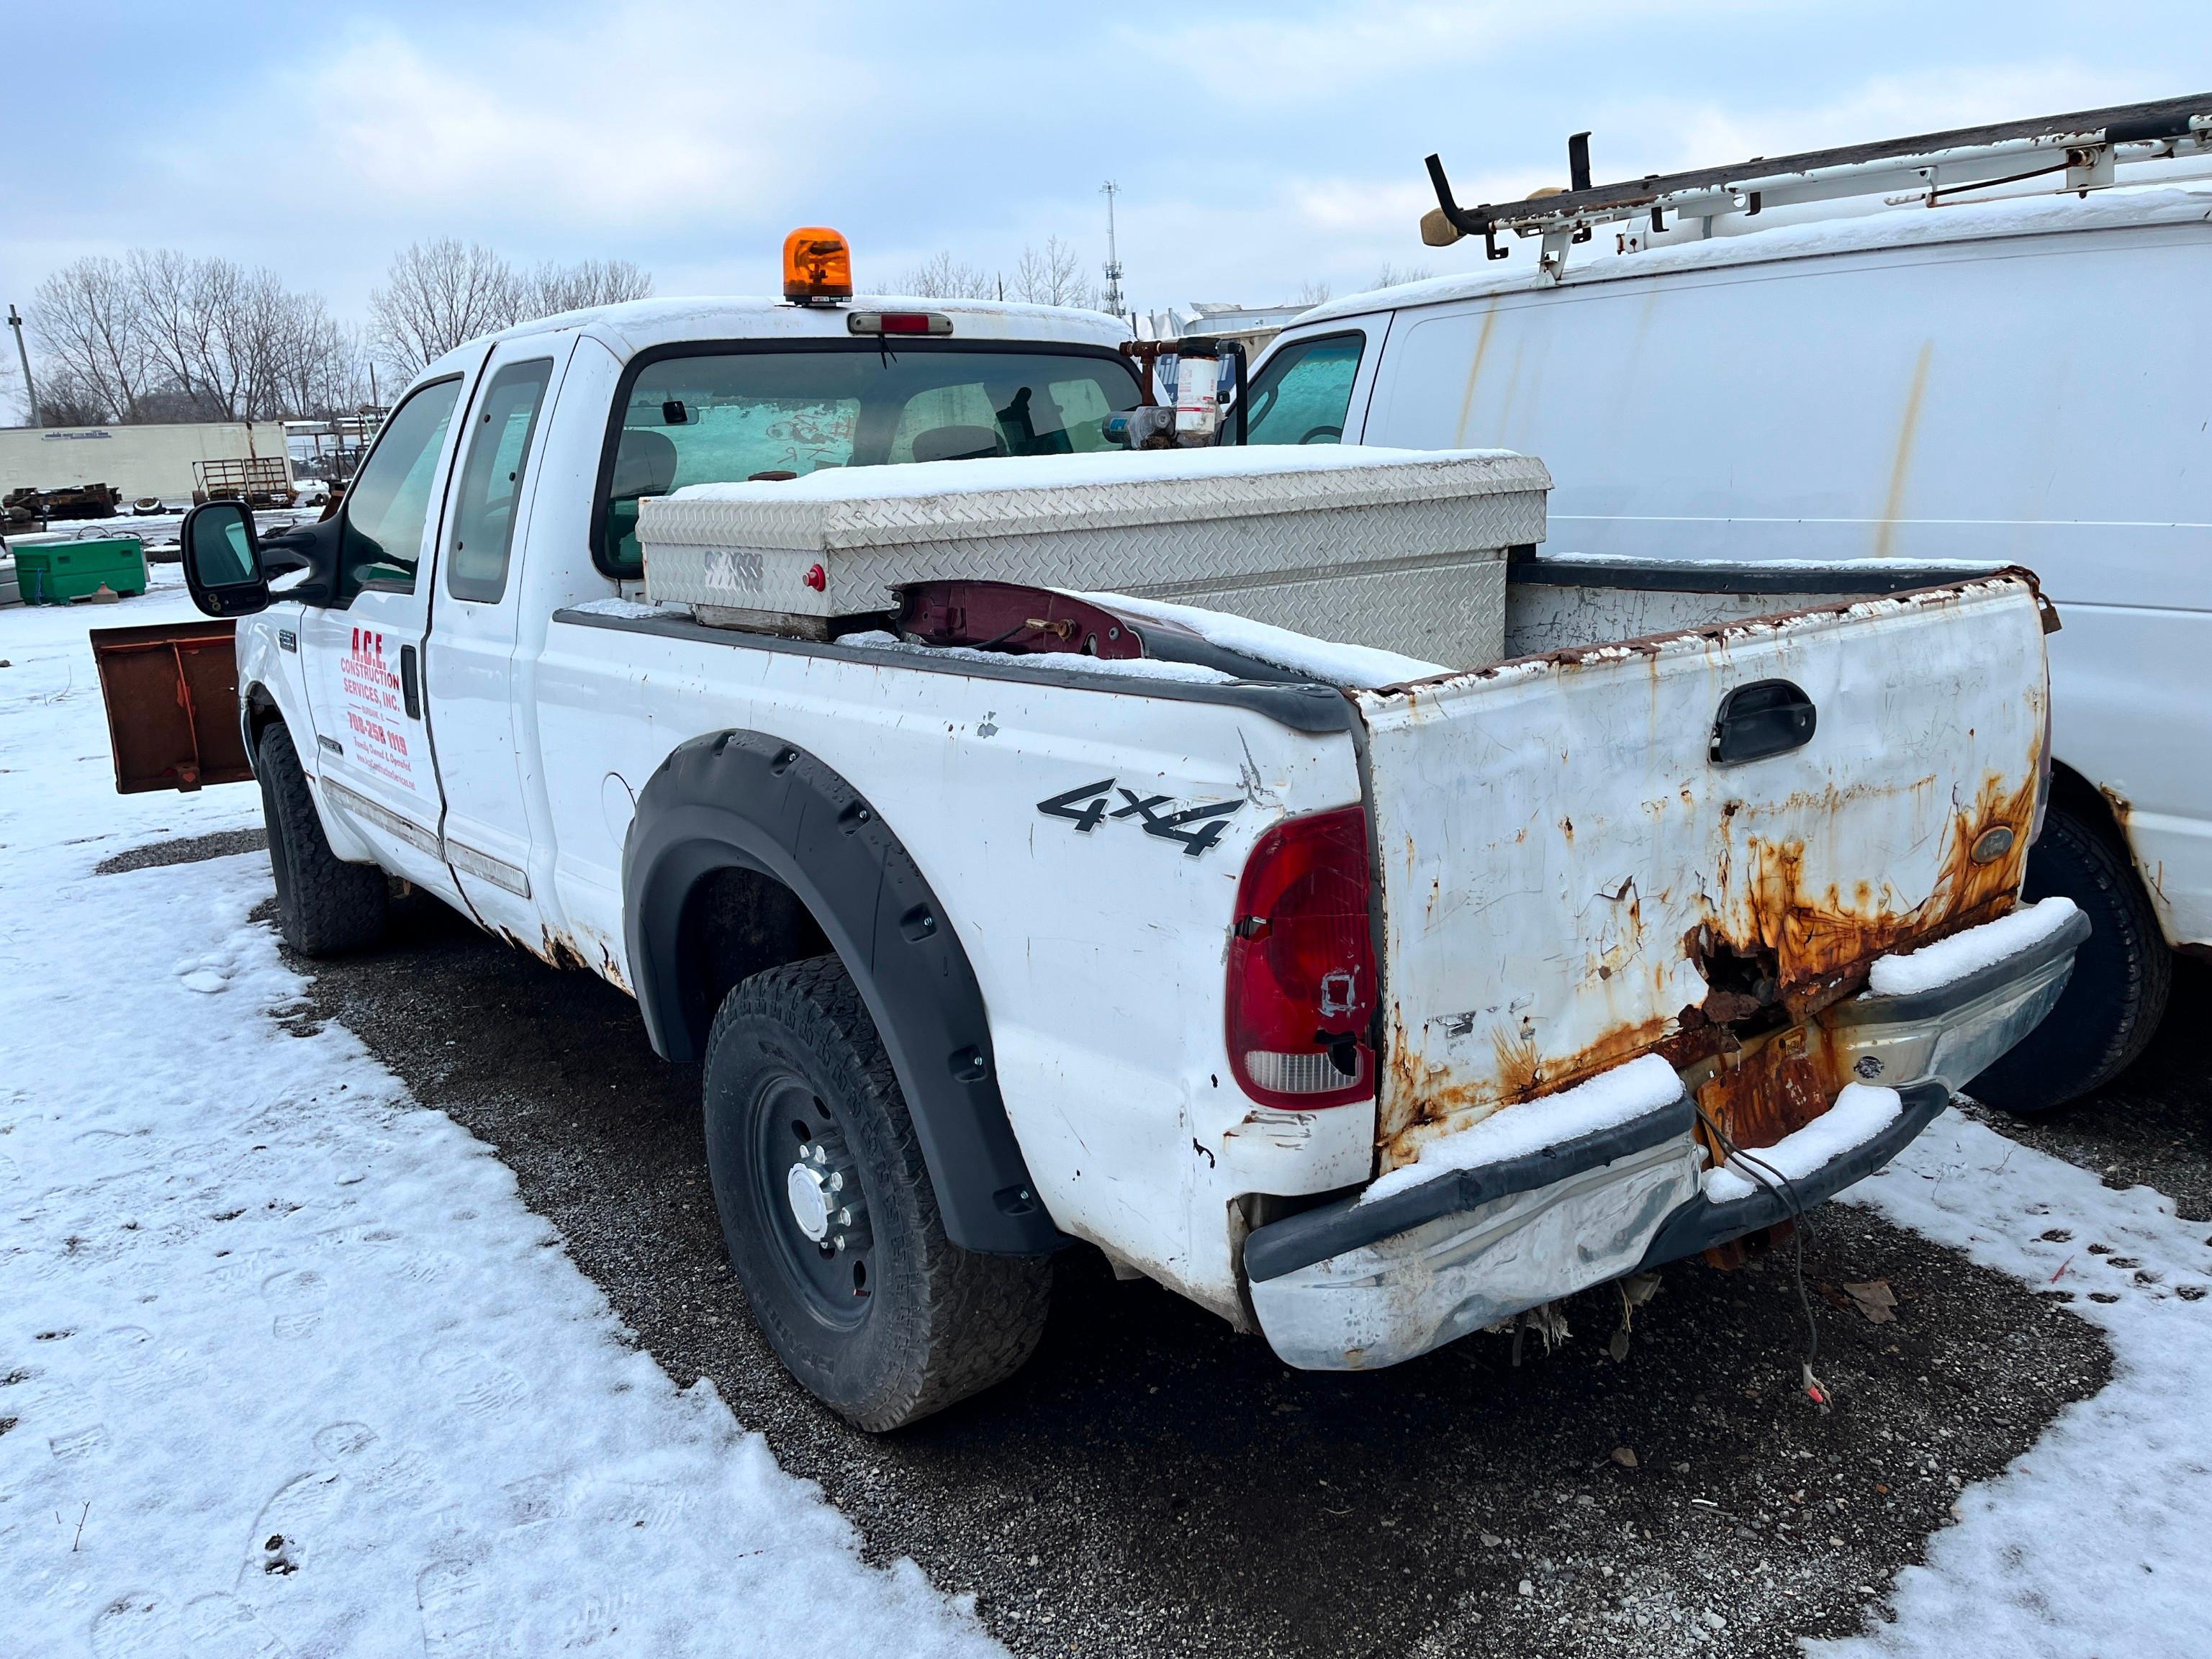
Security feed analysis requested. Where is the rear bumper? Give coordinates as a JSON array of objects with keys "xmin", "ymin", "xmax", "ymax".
[{"xmin": 1245, "ymin": 903, "xmax": 2087, "ymax": 1371}]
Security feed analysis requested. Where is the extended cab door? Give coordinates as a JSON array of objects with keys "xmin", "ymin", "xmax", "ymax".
[
  {"xmin": 300, "ymin": 370, "xmax": 471, "ymax": 894},
  {"xmin": 424, "ymin": 339, "xmax": 572, "ymax": 939}
]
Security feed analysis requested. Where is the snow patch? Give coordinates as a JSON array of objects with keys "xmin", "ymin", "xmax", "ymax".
[
  {"xmin": 667, "ymin": 443, "xmax": 1520, "ymax": 504},
  {"xmin": 1866, "ymin": 897, "xmax": 2080, "ymax": 998},
  {"xmin": 0, "ymin": 587, "xmax": 1003, "ymax": 1658},
  {"xmin": 839, "ymin": 628, "xmax": 1236, "ymax": 684},
  {"xmin": 1813, "ymin": 1113, "xmax": 2212, "ymax": 1658},
  {"xmin": 1082, "ymin": 589, "xmax": 1446, "ymax": 687},
  {"xmin": 1702, "ymin": 1082, "xmax": 1902, "ymax": 1204},
  {"xmin": 564, "ymin": 595, "xmax": 690, "ymax": 621},
  {"xmin": 1361, "ymin": 1054, "xmax": 1684, "ymax": 1206}
]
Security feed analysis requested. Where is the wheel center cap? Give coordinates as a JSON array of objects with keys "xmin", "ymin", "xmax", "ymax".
[{"xmin": 785, "ymin": 1162, "xmax": 831, "ymax": 1242}]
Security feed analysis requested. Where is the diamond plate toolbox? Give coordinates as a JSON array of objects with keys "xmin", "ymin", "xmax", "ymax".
[{"xmin": 636, "ymin": 449, "xmax": 1549, "ymax": 667}]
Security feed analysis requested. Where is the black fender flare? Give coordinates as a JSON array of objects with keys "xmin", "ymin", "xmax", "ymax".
[{"xmin": 623, "ymin": 730, "xmax": 1061, "ymax": 1255}]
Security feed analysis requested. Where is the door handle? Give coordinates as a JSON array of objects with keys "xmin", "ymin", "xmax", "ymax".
[{"xmin": 401, "ymin": 645, "xmax": 421, "ymax": 720}]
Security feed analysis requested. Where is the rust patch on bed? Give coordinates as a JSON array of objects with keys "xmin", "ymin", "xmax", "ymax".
[
  {"xmin": 1690, "ymin": 1019, "xmax": 1849, "ymax": 1160},
  {"xmin": 1378, "ymin": 765, "xmax": 2041, "ymax": 1170}
]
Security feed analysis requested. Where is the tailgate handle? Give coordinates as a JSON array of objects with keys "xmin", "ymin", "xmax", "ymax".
[
  {"xmin": 400, "ymin": 645, "xmax": 421, "ymax": 720},
  {"xmin": 1710, "ymin": 679, "xmax": 1815, "ymax": 766}
]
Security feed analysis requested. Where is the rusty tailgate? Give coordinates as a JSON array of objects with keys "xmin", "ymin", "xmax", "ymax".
[
  {"xmin": 88, "ymin": 619, "xmax": 253, "ymax": 794},
  {"xmin": 1353, "ymin": 574, "xmax": 2050, "ymax": 1172}
]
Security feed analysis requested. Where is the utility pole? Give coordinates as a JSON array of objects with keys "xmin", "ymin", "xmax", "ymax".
[
  {"xmin": 1099, "ymin": 181, "xmax": 1125, "ymax": 321},
  {"xmin": 7, "ymin": 304, "xmax": 38, "ymax": 427}
]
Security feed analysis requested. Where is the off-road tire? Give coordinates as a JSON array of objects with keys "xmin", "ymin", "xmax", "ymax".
[
  {"xmin": 1969, "ymin": 802, "xmax": 2172, "ymax": 1113},
  {"xmin": 702, "ymin": 955, "xmax": 1052, "ymax": 1431},
  {"xmin": 257, "ymin": 722, "xmax": 388, "ymax": 956}
]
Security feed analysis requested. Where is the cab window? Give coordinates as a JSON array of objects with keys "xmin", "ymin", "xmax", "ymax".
[
  {"xmin": 1243, "ymin": 332, "xmax": 1365, "ymax": 446},
  {"xmin": 342, "ymin": 376, "xmax": 464, "ymax": 597},
  {"xmin": 447, "ymin": 358, "xmax": 554, "ymax": 604},
  {"xmin": 597, "ymin": 346, "xmax": 1143, "ymax": 575}
]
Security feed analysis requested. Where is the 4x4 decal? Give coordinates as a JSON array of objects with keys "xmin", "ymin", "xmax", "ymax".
[{"xmin": 1037, "ymin": 778, "xmax": 1245, "ymax": 857}]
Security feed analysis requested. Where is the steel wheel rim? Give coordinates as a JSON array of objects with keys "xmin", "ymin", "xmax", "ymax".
[{"xmin": 746, "ymin": 1068, "xmax": 874, "ymax": 1332}]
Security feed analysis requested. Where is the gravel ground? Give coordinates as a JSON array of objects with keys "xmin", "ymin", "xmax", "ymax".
[
  {"xmin": 93, "ymin": 825, "xmax": 266, "ymax": 874},
  {"xmin": 202, "ymin": 880, "xmax": 2146, "ymax": 1659}
]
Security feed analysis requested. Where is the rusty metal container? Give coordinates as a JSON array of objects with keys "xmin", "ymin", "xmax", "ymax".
[{"xmin": 88, "ymin": 619, "xmax": 251, "ymax": 792}]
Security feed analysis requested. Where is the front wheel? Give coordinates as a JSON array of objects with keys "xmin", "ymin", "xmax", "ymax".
[
  {"xmin": 701, "ymin": 956, "xmax": 1052, "ymax": 1430},
  {"xmin": 1968, "ymin": 803, "xmax": 2171, "ymax": 1113},
  {"xmin": 257, "ymin": 722, "xmax": 387, "ymax": 956}
]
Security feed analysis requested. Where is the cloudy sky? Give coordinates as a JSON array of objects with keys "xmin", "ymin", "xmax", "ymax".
[{"xmin": 3, "ymin": 0, "xmax": 2208, "ymax": 408}]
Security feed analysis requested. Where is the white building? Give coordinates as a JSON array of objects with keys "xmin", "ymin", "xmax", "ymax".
[{"xmin": 0, "ymin": 421, "xmax": 292, "ymax": 504}]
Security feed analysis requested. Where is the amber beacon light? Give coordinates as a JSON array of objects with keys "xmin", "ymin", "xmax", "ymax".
[{"xmin": 783, "ymin": 227, "xmax": 854, "ymax": 303}]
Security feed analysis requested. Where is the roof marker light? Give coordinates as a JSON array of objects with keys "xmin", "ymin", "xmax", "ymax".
[{"xmin": 783, "ymin": 227, "xmax": 854, "ymax": 304}]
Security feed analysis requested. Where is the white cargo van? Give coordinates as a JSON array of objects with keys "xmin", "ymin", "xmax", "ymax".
[{"xmin": 1245, "ymin": 99, "xmax": 2212, "ymax": 1110}]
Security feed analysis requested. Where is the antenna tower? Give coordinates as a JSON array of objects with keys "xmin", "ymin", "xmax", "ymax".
[{"xmin": 1099, "ymin": 181, "xmax": 1126, "ymax": 318}]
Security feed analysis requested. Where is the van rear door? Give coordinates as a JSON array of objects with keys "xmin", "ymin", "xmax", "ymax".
[{"xmin": 1356, "ymin": 573, "xmax": 2050, "ymax": 1170}]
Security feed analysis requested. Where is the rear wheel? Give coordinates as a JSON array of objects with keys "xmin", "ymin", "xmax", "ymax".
[
  {"xmin": 1969, "ymin": 802, "xmax": 2171, "ymax": 1113},
  {"xmin": 257, "ymin": 723, "xmax": 388, "ymax": 956},
  {"xmin": 702, "ymin": 955, "xmax": 1052, "ymax": 1430}
]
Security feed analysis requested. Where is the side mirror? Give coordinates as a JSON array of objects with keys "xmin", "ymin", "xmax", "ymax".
[{"xmin": 181, "ymin": 500, "xmax": 271, "ymax": 618}]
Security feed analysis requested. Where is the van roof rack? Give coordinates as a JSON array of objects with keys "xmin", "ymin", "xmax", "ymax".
[{"xmin": 1422, "ymin": 94, "xmax": 2212, "ymax": 279}]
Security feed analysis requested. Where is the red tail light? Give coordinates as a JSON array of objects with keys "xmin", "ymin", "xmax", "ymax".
[{"xmin": 1226, "ymin": 805, "xmax": 1377, "ymax": 1109}]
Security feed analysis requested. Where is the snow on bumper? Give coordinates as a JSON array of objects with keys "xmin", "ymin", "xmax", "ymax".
[{"xmin": 1244, "ymin": 898, "xmax": 2090, "ymax": 1371}]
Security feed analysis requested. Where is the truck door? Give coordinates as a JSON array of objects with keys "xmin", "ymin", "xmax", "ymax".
[
  {"xmin": 299, "ymin": 370, "xmax": 470, "ymax": 895},
  {"xmin": 423, "ymin": 339, "xmax": 572, "ymax": 941}
]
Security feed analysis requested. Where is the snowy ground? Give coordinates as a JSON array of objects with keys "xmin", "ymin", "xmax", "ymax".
[
  {"xmin": 1817, "ymin": 1118, "xmax": 2212, "ymax": 1657},
  {"xmin": 1, "ymin": 577, "xmax": 2208, "ymax": 1656},
  {"xmin": 0, "ymin": 576, "xmax": 1000, "ymax": 1658}
]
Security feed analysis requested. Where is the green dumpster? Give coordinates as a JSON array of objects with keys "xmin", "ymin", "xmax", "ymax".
[{"xmin": 12, "ymin": 538, "xmax": 148, "ymax": 605}]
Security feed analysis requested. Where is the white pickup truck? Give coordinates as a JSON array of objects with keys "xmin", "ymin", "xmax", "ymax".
[{"xmin": 127, "ymin": 282, "xmax": 2082, "ymax": 1429}]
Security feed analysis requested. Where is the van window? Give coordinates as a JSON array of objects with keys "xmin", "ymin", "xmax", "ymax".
[
  {"xmin": 1244, "ymin": 333, "xmax": 1364, "ymax": 446},
  {"xmin": 597, "ymin": 345, "xmax": 1144, "ymax": 575},
  {"xmin": 447, "ymin": 358, "xmax": 554, "ymax": 604},
  {"xmin": 342, "ymin": 376, "xmax": 463, "ymax": 596}
]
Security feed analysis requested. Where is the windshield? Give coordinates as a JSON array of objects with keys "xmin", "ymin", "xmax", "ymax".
[{"xmin": 597, "ymin": 343, "xmax": 1144, "ymax": 574}]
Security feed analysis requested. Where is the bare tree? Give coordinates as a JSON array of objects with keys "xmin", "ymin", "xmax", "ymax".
[
  {"xmin": 518, "ymin": 257, "xmax": 654, "ymax": 318},
  {"xmin": 132, "ymin": 252, "xmax": 294, "ymax": 420},
  {"xmin": 372, "ymin": 243, "xmax": 656, "ymax": 375},
  {"xmin": 0, "ymin": 345, "xmax": 22, "ymax": 425},
  {"xmin": 1372, "ymin": 263, "xmax": 1436, "ymax": 290},
  {"xmin": 900, "ymin": 251, "xmax": 995, "ymax": 300},
  {"xmin": 269, "ymin": 297, "xmax": 369, "ymax": 420},
  {"xmin": 370, "ymin": 239, "xmax": 520, "ymax": 377},
  {"xmin": 1011, "ymin": 237, "xmax": 1098, "ymax": 309},
  {"xmin": 1294, "ymin": 279, "xmax": 1332, "ymax": 307},
  {"xmin": 31, "ymin": 256, "xmax": 155, "ymax": 422},
  {"xmin": 30, "ymin": 368, "xmax": 110, "ymax": 428}
]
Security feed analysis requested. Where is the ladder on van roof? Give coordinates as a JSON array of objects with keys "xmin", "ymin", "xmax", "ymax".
[{"xmin": 1422, "ymin": 94, "xmax": 2212, "ymax": 279}]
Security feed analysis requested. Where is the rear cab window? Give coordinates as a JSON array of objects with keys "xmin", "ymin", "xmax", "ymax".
[
  {"xmin": 1244, "ymin": 332, "xmax": 1365, "ymax": 446},
  {"xmin": 448, "ymin": 358, "xmax": 554, "ymax": 604},
  {"xmin": 595, "ymin": 344, "xmax": 1144, "ymax": 576}
]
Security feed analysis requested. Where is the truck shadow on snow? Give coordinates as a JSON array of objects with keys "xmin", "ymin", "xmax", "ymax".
[{"xmin": 274, "ymin": 888, "xmax": 2122, "ymax": 1659}]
